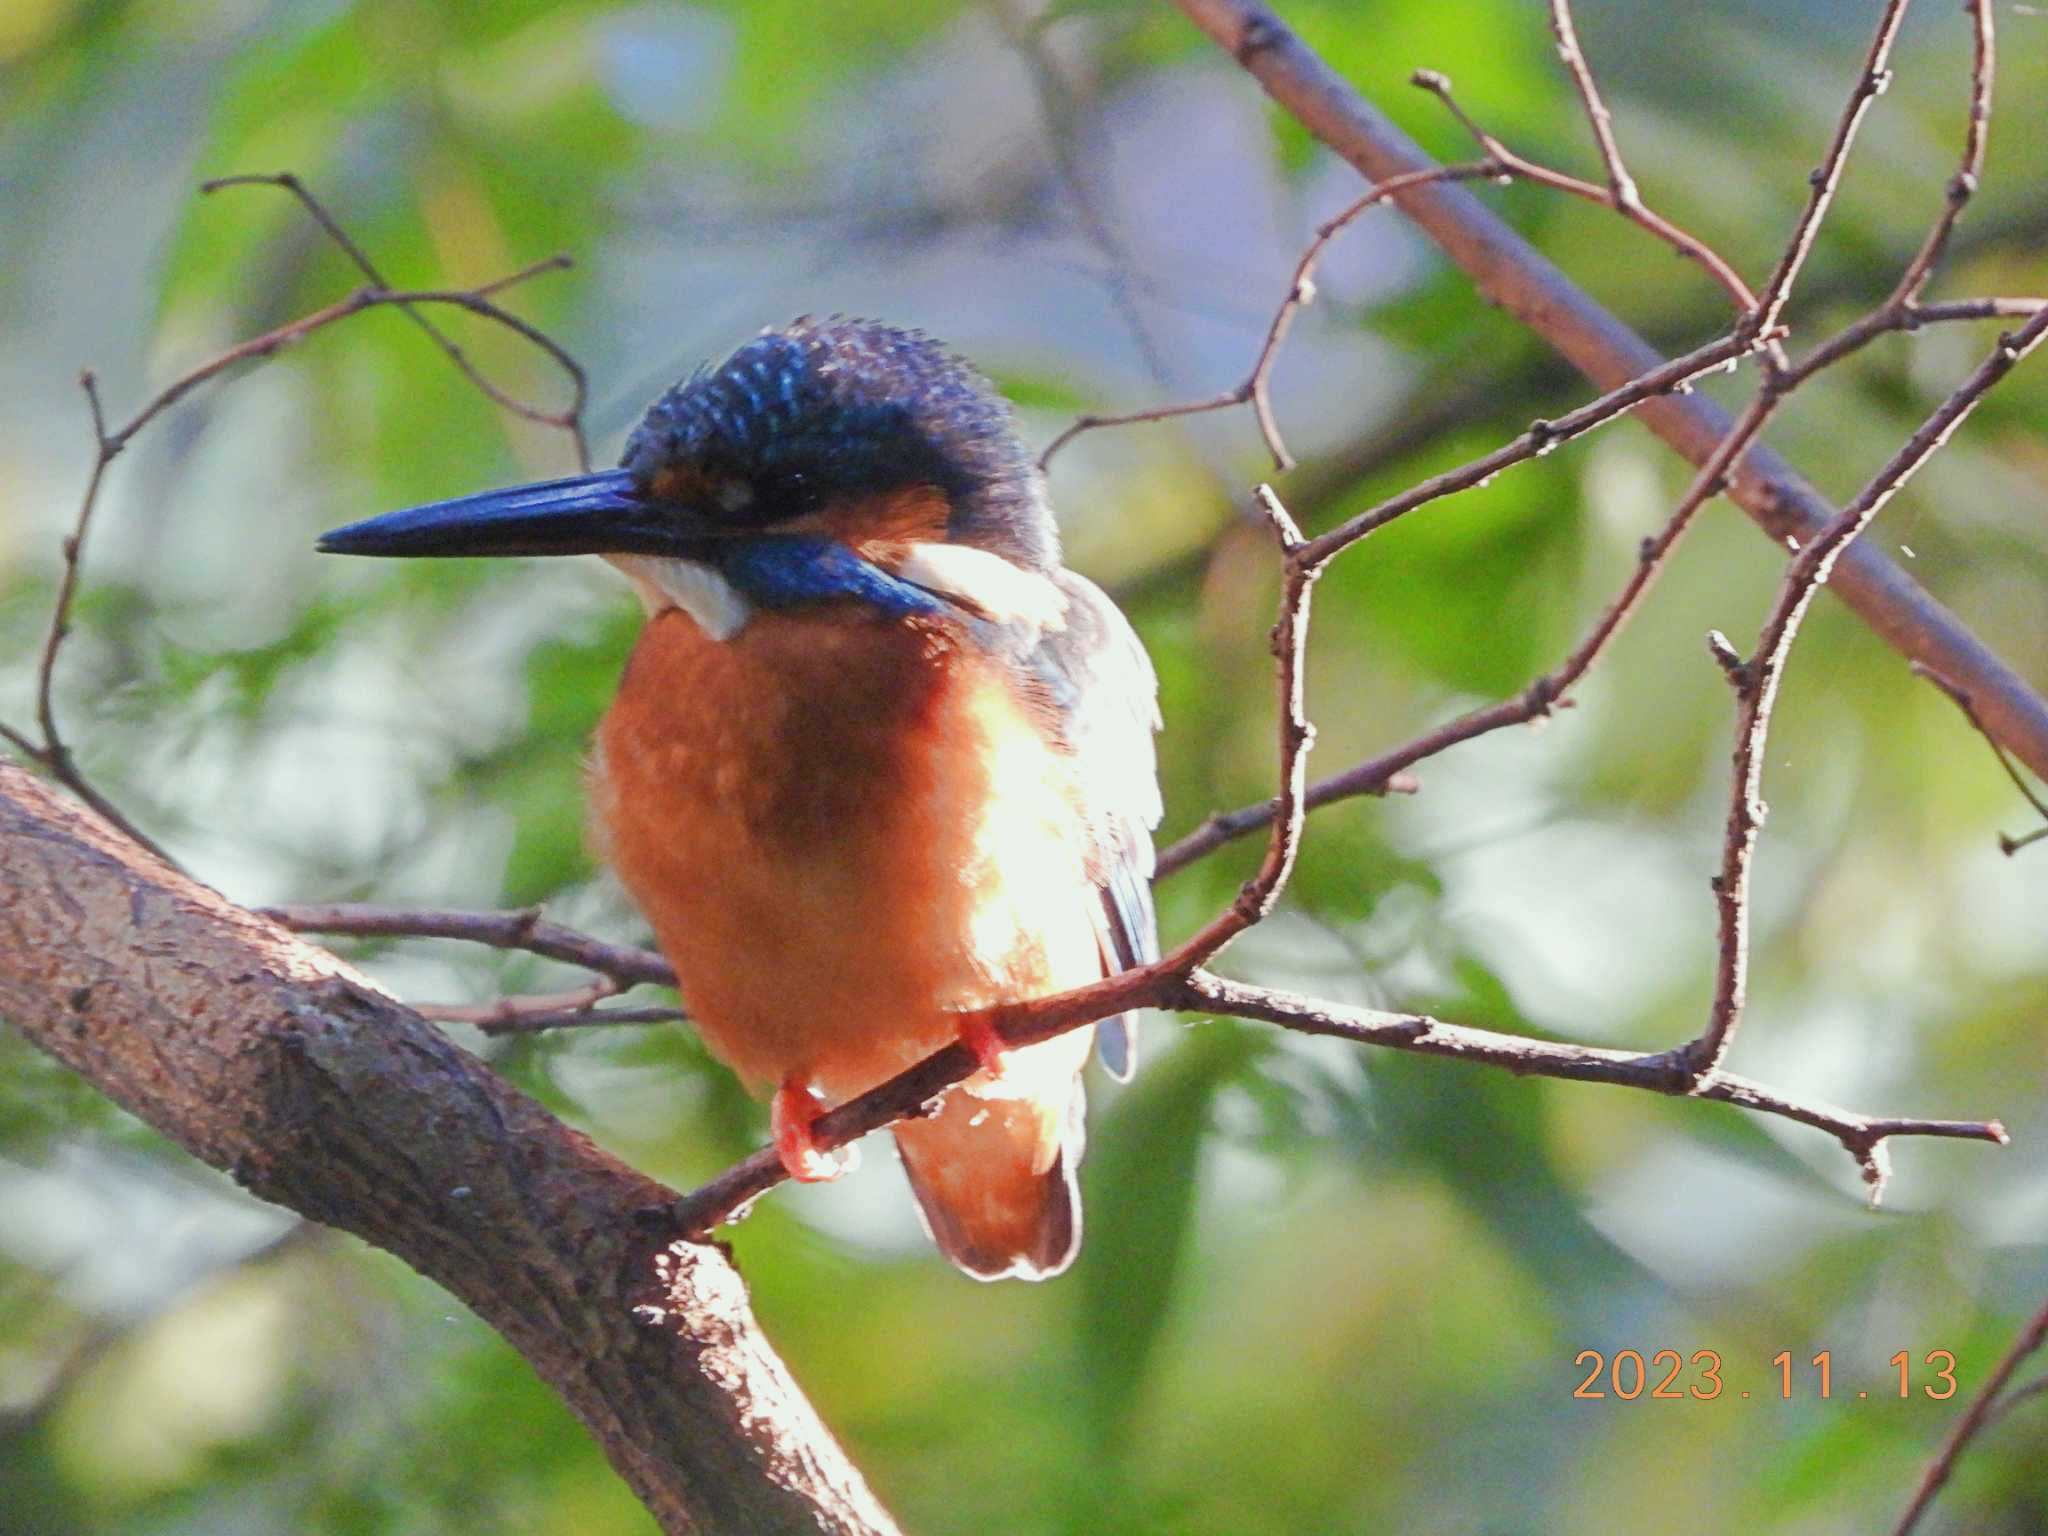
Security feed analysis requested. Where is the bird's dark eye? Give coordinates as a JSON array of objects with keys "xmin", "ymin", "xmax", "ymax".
[{"xmin": 748, "ymin": 466, "xmax": 822, "ymax": 523}]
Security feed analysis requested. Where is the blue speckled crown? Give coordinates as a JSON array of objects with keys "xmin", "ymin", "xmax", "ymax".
[{"xmin": 622, "ymin": 318, "xmax": 1058, "ymax": 571}]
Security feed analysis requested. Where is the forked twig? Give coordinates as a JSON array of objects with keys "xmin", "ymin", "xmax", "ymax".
[
  {"xmin": 203, "ymin": 173, "xmax": 591, "ymax": 470},
  {"xmin": 3, "ymin": 175, "xmax": 587, "ymax": 865},
  {"xmin": 1747, "ymin": 0, "xmax": 1913, "ymax": 349},
  {"xmin": 1409, "ymin": 67, "xmax": 1755, "ymax": 316},
  {"xmin": 1037, "ymin": 161, "xmax": 1506, "ymax": 471},
  {"xmin": 1546, "ymin": 0, "xmax": 1639, "ymax": 212},
  {"xmin": 1685, "ymin": 306, "xmax": 2048, "ymax": 1085}
]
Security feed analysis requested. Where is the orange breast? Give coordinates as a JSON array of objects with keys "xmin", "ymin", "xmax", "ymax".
[{"xmin": 591, "ymin": 604, "xmax": 1103, "ymax": 1104}]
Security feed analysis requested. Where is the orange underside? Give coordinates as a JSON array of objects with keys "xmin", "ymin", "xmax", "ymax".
[{"xmin": 592, "ymin": 601, "xmax": 1102, "ymax": 1276}]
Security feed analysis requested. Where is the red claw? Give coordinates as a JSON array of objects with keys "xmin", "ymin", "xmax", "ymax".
[{"xmin": 772, "ymin": 1078, "xmax": 856, "ymax": 1183}]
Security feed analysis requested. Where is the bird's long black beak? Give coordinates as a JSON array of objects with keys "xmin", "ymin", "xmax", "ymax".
[{"xmin": 317, "ymin": 470, "xmax": 723, "ymax": 560}]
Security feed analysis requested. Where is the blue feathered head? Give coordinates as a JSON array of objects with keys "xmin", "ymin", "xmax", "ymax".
[{"xmin": 621, "ymin": 318, "xmax": 1057, "ymax": 571}]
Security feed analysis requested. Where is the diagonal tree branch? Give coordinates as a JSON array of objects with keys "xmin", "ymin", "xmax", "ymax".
[
  {"xmin": 1166, "ymin": 0, "xmax": 2048, "ymax": 793},
  {"xmin": 0, "ymin": 765, "xmax": 897, "ymax": 1536},
  {"xmin": 1745, "ymin": 0, "xmax": 1913, "ymax": 346},
  {"xmin": 1545, "ymin": 0, "xmax": 1638, "ymax": 213},
  {"xmin": 1037, "ymin": 160, "xmax": 1508, "ymax": 470},
  {"xmin": 669, "ymin": 951, "xmax": 2007, "ymax": 1236},
  {"xmin": 1892, "ymin": 1293, "xmax": 2048, "ymax": 1536}
]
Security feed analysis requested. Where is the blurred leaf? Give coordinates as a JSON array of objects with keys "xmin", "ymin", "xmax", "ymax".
[
  {"xmin": 1074, "ymin": 1023, "xmax": 1265, "ymax": 1465},
  {"xmin": 1317, "ymin": 424, "xmax": 1582, "ymax": 695},
  {"xmin": 1345, "ymin": 957, "xmax": 1649, "ymax": 1326}
]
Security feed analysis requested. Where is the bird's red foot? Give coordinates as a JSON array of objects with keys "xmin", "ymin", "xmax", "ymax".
[
  {"xmin": 956, "ymin": 1011, "xmax": 1010, "ymax": 1078},
  {"xmin": 772, "ymin": 1078, "xmax": 856, "ymax": 1183}
]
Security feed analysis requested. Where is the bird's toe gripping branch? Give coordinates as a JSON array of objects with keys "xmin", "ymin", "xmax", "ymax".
[
  {"xmin": 771, "ymin": 1078, "xmax": 859, "ymax": 1183},
  {"xmin": 954, "ymin": 1011, "xmax": 1011, "ymax": 1078}
]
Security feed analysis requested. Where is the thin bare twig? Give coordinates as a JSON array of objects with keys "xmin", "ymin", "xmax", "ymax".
[
  {"xmin": 14, "ymin": 374, "xmax": 174, "ymax": 862},
  {"xmin": 1685, "ymin": 305, "xmax": 2048, "ymax": 1083},
  {"xmin": 1037, "ymin": 161, "xmax": 1505, "ymax": 471},
  {"xmin": 1546, "ymin": 0, "xmax": 1639, "ymax": 212},
  {"xmin": 668, "ymin": 956, "xmax": 2007, "ymax": 1237},
  {"xmin": 1784, "ymin": 297, "xmax": 2044, "ymax": 387},
  {"xmin": 475, "ymin": 1004, "xmax": 689, "ymax": 1037},
  {"xmin": 1912, "ymin": 663, "xmax": 2048, "ymax": 856},
  {"xmin": 264, "ymin": 902, "xmax": 685, "ymax": 1038},
  {"xmin": 1979, "ymin": 1371, "xmax": 2048, "ymax": 1428},
  {"xmin": 992, "ymin": 0, "xmax": 1173, "ymax": 388},
  {"xmin": 1297, "ymin": 329, "xmax": 1759, "ymax": 564},
  {"xmin": 1893, "ymin": 1295, "xmax": 2048, "ymax": 1536},
  {"xmin": 1777, "ymin": 0, "xmax": 2000, "ymax": 389},
  {"xmin": 1747, "ymin": 0, "xmax": 1913, "ymax": 348},
  {"xmin": 416, "ymin": 975, "xmax": 624, "ymax": 1027},
  {"xmin": 1172, "ymin": 485, "xmax": 1319, "ymax": 968},
  {"xmin": 203, "ymin": 173, "xmax": 591, "ymax": 470},
  {"xmin": 1409, "ymin": 68, "xmax": 1756, "ymax": 316},
  {"xmin": 6, "ymin": 175, "xmax": 586, "ymax": 866},
  {"xmin": 1042, "ymin": 26, "xmax": 1769, "ymax": 479},
  {"xmin": 1887, "ymin": 0, "xmax": 1994, "ymax": 311},
  {"xmin": 260, "ymin": 902, "xmax": 678, "ymax": 987}
]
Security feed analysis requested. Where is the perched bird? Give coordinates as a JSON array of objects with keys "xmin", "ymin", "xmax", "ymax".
[{"xmin": 319, "ymin": 318, "xmax": 1161, "ymax": 1280}]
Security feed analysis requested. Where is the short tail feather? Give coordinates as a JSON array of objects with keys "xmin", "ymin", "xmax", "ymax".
[{"xmin": 894, "ymin": 1072, "xmax": 1085, "ymax": 1282}]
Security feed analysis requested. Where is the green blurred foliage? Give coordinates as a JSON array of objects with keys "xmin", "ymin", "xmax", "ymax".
[{"xmin": 3, "ymin": 0, "xmax": 2047, "ymax": 1533}]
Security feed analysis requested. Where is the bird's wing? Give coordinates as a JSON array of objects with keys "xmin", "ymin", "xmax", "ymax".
[{"xmin": 1028, "ymin": 569, "xmax": 1162, "ymax": 1080}]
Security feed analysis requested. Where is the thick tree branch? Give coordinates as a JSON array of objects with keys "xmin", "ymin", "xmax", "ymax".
[{"xmin": 0, "ymin": 766, "xmax": 897, "ymax": 1536}]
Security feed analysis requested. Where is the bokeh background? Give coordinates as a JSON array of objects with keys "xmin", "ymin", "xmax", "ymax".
[{"xmin": 4, "ymin": 0, "xmax": 2047, "ymax": 1532}]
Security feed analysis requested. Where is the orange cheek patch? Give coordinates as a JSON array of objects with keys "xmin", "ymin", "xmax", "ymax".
[
  {"xmin": 801, "ymin": 484, "xmax": 951, "ymax": 559},
  {"xmin": 647, "ymin": 464, "xmax": 712, "ymax": 505}
]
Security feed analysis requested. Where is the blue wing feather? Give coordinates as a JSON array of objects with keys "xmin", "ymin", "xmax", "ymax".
[{"xmin": 1027, "ymin": 571, "xmax": 1161, "ymax": 1082}]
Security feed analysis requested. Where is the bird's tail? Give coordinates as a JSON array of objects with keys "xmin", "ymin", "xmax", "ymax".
[{"xmin": 893, "ymin": 1041, "xmax": 1087, "ymax": 1282}]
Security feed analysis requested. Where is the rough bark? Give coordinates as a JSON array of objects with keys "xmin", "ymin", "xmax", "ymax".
[{"xmin": 0, "ymin": 765, "xmax": 899, "ymax": 1536}]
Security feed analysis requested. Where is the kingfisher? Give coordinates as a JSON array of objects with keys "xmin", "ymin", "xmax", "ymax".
[{"xmin": 318, "ymin": 318, "xmax": 1161, "ymax": 1281}]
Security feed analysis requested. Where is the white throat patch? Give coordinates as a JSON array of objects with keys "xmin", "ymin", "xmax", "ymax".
[{"xmin": 606, "ymin": 553, "xmax": 752, "ymax": 641}]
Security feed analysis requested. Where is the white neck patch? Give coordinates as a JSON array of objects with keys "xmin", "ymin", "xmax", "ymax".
[
  {"xmin": 892, "ymin": 544, "xmax": 1069, "ymax": 632},
  {"xmin": 606, "ymin": 554, "xmax": 752, "ymax": 642}
]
